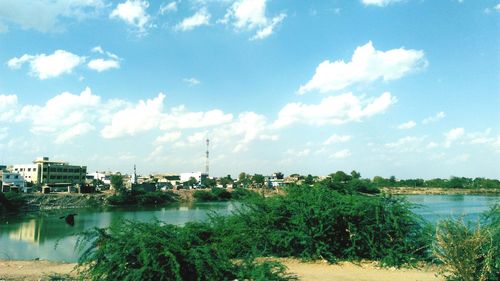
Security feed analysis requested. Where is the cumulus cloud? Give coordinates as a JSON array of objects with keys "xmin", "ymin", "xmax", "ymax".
[
  {"xmin": 273, "ymin": 92, "xmax": 397, "ymax": 128},
  {"xmin": 175, "ymin": 9, "xmax": 210, "ymax": 31},
  {"xmin": 331, "ymin": 149, "xmax": 351, "ymax": 159},
  {"xmin": 221, "ymin": 0, "xmax": 286, "ymax": 40},
  {"xmin": 361, "ymin": 0, "xmax": 403, "ymax": 7},
  {"xmin": 444, "ymin": 128, "xmax": 465, "ymax": 147},
  {"xmin": 0, "ymin": 0, "xmax": 105, "ymax": 33},
  {"xmin": 286, "ymin": 148, "xmax": 311, "ymax": 157},
  {"xmin": 422, "ymin": 111, "xmax": 445, "ymax": 124},
  {"xmin": 160, "ymin": 106, "xmax": 233, "ymax": 130},
  {"xmin": 88, "ymin": 59, "xmax": 120, "ymax": 72},
  {"xmin": 8, "ymin": 50, "xmax": 84, "ymax": 79},
  {"xmin": 88, "ymin": 46, "xmax": 121, "ymax": 72},
  {"xmin": 398, "ymin": 120, "xmax": 416, "ymax": 130},
  {"xmin": 298, "ymin": 41, "xmax": 427, "ymax": 94},
  {"xmin": 20, "ymin": 87, "xmax": 101, "ymax": 143},
  {"xmin": 0, "ymin": 94, "xmax": 18, "ymax": 121},
  {"xmin": 323, "ymin": 134, "xmax": 351, "ymax": 145},
  {"xmin": 155, "ymin": 131, "xmax": 181, "ymax": 144},
  {"xmin": 110, "ymin": 0, "xmax": 151, "ymax": 33},
  {"xmin": 101, "ymin": 93, "xmax": 166, "ymax": 139}
]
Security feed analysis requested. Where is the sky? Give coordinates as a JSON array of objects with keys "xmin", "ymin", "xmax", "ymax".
[{"xmin": 0, "ymin": 0, "xmax": 499, "ymax": 179}]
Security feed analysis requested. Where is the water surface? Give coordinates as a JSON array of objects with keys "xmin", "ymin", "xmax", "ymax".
[{"xmin": 0, "ymin": 194, "xmax": 498, "ymax": 262}]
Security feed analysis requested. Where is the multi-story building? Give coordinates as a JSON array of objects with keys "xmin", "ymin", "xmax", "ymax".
[
  {"xmin": 0, "ymin": 171, "xmax": 27, "ymax": 192},
  {"xmin": 10, "ymin": 157, "xmax": 86, "ymax": 186}
]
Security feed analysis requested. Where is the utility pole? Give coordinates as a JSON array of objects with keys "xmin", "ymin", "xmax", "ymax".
[{"xmin": 205, "ymin": 138, "xmax": 209, "ymax": 175}]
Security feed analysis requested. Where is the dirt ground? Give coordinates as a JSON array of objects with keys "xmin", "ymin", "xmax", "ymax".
[{"xmin": 0, "ymin": 259, "xmax": 443, "ymax": 281}]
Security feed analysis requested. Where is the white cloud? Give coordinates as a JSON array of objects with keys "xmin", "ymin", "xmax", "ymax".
[
  {"xmin": 55, "ymin": 123, "xmax": 95, "ymax": 144},
  {"xmin": 361, "ymin": 0, "xmax": 403, "ymax": 7},
  {"xmin": 0, "ymin": 0, "xmax": 105, "ymax": 33},
  {"xmin": 175, "ymin": 9, "xmax": 210, "ymax": 31},
  {"xmin": 88, "ymin": 59, "xmax": 120, "ymax": 72},
  {"xmin": 160, "ymin": 1, "xmax": 177, "ymax": 14},
  {"xmin": 273, "ymin": 92, "xmax": 397, "ymax": 128},
  {"xmin": 385, "ymin": 136, "xmax": 427, "ymax": 153},
  {"xmin": 286, "ymin": 148, "xmax": 311, "ymax": 157},
  {"xmin": 398, "ymin": 120, "xmax": 416, "ymax": 130},
  {"xmin": 187, "ymin": 131, "xmax": 207, "ymax": 144},
  {"xmin": 0, "ymin": 94, "xmax": 18, "ymax": 121},
  {"xmin": 20, "ymin": 87, "xmax": 101, "ymax": 143},
  {"xmin": 155, "ymin": 131, "xmax": 181, "ymax": 144},
  {"xmin": 91, "ymin": 46, "xmax": 104, "ymax": 54},
  {"xmin": 183, "ymin": 78, "xmax": 201, "ymax": 86},
  {"xmin": 250, "ymin": 13, "xmax": 286, "ymax": 41},
  {"xmin": 298, "ymin": 41, "xmax": 427, "ymax": 94},
  {"xmin": 7, "ymin": 50, "xmax": 84, "ymax": 79},
  {"xmin": 467, "ymin": 128, "xmax": 495, "ymax": 145},
  {"xmin": 426, "ymin": 141, "xmax": 438, "ymax": 149},
  {"xmin": 331, "ymin": 149, "xmax": 351, "ymax": 159},
  {"xmin": 160, "ymin": 106, "xmax": 233, "ymax": 130},
  {"xmin": 323, "ymin": 134, "xmax": 351, "ymax": 145},
  {"xmin": 496, "ymin": 3, "xmax": 500, "ymax": 10},
  {"xmin": 0, "ymin": 127, "xmax": 8, "ymax": 140},
  {"xmin": 222, "ymin": 0, "xmax": 286, "ymax": 40},
  {"xmin": 110, "ymin": 0, "xmax": 151, "ymax": 33},
  {"xmin": 101, "ymin": 93, "xmax": 166, "ymax": 139},
  {"xmin": 444, "ymin": 127, "xmax": 465, "ymax": 147},
  {"xmin": 422, "ymin": 111, "xmax": 445, "ymax": 124}
]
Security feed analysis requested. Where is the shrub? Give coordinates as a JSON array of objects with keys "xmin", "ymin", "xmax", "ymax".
[
  {"xmin": 107, "ymin": 190, "xmax": 178, "ymax": 206},
  {"xmin": 211, "ymin": 188, "xmax": 232, "ymax": 200},
  {"xmin": 433, "ymin": 206, "xmax": 499, "ymax": 281},
  {"xmin": 0, "ymin": 192, "xmax": 26, "ymax": 214},
  {"xmin": 209, "ymin": 185, "xmax": 432, "ymax": 266},
  {"xmin": 76, "ymin": 220, "xmax": 295, "ymax": 281},
  {"xmin": 231, "ymin": 188, "xmax": 259, "ymax": 200},
  {"xmin": 193, "ymin": 190, "xmax": 218, "ymax": 202}
]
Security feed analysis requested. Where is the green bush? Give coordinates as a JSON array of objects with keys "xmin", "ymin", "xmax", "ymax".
[
  {"xmin": 209, "ymin": 185, "xmax": 432, "ymax": 266},
  {"xmin": 193, "ymin": 190, "xmax": 218, "ymax": 202},
  {"xmin": 76, "ymin": 220, "xmax": 295, "ymax": 281},
  {"xmin": 211, "ymin": 188, "xmax": 232, "ymax": 200},
  {"xmin": 107, "ymin": 190, "xmax": 178, "ymax": 206},
  {"xmin": 231, "ymin": 188, "xmax": 259, "ymax": 200},
  {"xmin": 0, "ymin": 192, "xmax": 26, "ymax": 214},
  {"xmin": 433, "ymin": 206, "xmax": 499, "ymax": 281}
]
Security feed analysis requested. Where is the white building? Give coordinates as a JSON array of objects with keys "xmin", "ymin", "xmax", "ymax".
[
  {"xmin": 180, "ymin": 172, "xmax": 208, "ymax": 183},
  {"xmin": 86, "ymin": 171, "xmax": 111, "ymax": 185},
  {"xmin": 1, "ymin": 171, "xmax": 28, "ymax": 192}
]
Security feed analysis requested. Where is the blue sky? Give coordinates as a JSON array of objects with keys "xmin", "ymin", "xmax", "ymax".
[{"xmin": 0, "ymin": 0, "xmax": 499, "ymax": 179}]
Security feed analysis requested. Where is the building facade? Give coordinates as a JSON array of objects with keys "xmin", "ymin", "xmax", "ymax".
[
  {"xmin": 10, "ymin": 157, "xmax": 87, "ymax": 186},
  {"xmin": 1, "ymin": 171, "xmax": 27, "ymax": 192}
]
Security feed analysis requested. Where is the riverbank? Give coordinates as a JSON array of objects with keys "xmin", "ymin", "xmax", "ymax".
[
  {"xmin": 382, "ymin": 187, "xmax": 500, "ymax": 195},
  {"xmin": 0, "ymin": 259, "xmax": 443, "ymax": 281}
]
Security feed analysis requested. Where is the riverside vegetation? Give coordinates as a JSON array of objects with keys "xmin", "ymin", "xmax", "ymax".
[{"xmin": 73, "ymin": 173, "xmax": 499, "ymax": 281}]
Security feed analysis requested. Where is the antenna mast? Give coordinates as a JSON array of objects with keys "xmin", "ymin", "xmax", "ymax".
[{"xmin": 205, "ymin": 138, "xmax": 209, "ymax": 175}]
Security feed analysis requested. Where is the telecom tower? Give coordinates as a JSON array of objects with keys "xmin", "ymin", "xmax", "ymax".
[{"xmin": 205, "ymin": 138, "xmax": 210, "ymax": 175}]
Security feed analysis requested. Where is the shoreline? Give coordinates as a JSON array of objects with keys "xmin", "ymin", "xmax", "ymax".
[
  {"xmin": 381, "ymin": 187, "xmax": 500, "ymax": 195},
  {"xmin": 0, "ymin": 259, "xmax": 444, "ymax": 281}
]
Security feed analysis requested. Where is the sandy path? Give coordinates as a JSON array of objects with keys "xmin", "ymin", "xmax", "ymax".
[
  {"xmin": 281, "ymin": 259, "xmax": 443, "ymax": 281},
  {"xmin": 0, "ymin": 259, "xmax": 443, "ymax": 281}
]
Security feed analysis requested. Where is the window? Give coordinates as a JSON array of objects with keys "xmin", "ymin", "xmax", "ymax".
[
  {"xmin": 28, "ymin": 168, "xmax": 31, "ymax": 172},
  {"xmin": 6, "ymin": 175, "xmax": 10, "ymax": 179}
]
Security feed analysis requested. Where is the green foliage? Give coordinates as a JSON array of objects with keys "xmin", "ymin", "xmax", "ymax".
[
  {"xmin": 0, "ymin": 192, "xmax": 26, "ymax": 214},
  {"xmin": 193, "ymin": 190, "xmax": 218, "ymax": 202},
  {"xmin": 433, "ymin": 207, "xmax": 499, "ymax": 281},
  {"xmin": 209, "ymin": 185, "xmax": 431, "ymax": 266},
  {"xmin": 193, "ymin": 188, "xmax": 248, "ymax": 202},
  {"xmin": 107, "ymin": 190, "xmax": 178, "ymax": 206},
  {"xmin": 230, "ymin": 188, "xmax": 259, "ymax": 200},
  {"xmin": 110, "ymin": 174, "xmax": 125, "ymax": 193},
  {"xmin": 76, "ymin": 220, "xmax": 296, "ymax": 281},
  {"xmin": 373, "ymin": 175, "xmax": 500, "ymax": 189}
]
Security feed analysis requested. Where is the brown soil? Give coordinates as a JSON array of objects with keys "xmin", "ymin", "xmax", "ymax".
[{"xmin": 0, "ymin": 259, "xmax": 443, "ymax": 281}]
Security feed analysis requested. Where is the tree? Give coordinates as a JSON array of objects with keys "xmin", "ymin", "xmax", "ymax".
[
  {"xmin": 219, "ymin": 175, "xmax": 234, "ymax": 188},
  {"xmin": 201, "ymin": 177, "xmax": 216, "ymax": 188},
  {"xmin": 350, "ymin": 170, "xmax": 361, "ymax": 179},
  {"xmin": 304, "ymin": 174, "xmax": 314, "ymax": 185},
  {"xmin": 252, "ymin": 174, "xmax": 265, "ymax": 188},
  {"xmin": 185, "ymin": 177, "xmax": 198, "ymax": 189},
  {"xmin": 111, "ymin": 174, "xmax": 125, "ymax": 194},
  {"xmin": 331, "ymin": 171, "xmax": 352, "ymax": 183}
]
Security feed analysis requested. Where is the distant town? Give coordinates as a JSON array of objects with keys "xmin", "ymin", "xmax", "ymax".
[
  {"xmin": 2, "ymin": 156, "xmax": 500, "ymax": 196},
  {"xmin": 0, "ymin": 156, "xmax": 293, "ymax": 194}
]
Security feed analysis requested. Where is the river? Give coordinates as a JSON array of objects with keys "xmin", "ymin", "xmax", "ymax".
[{"xmin": 0, "ymin": 194, "xmax": 498, "ymax": 262}]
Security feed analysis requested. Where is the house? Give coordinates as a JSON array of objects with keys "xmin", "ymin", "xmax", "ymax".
[{"xmin": 1, "ymin": 170, "xmax": 28, "ymax": 192}]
